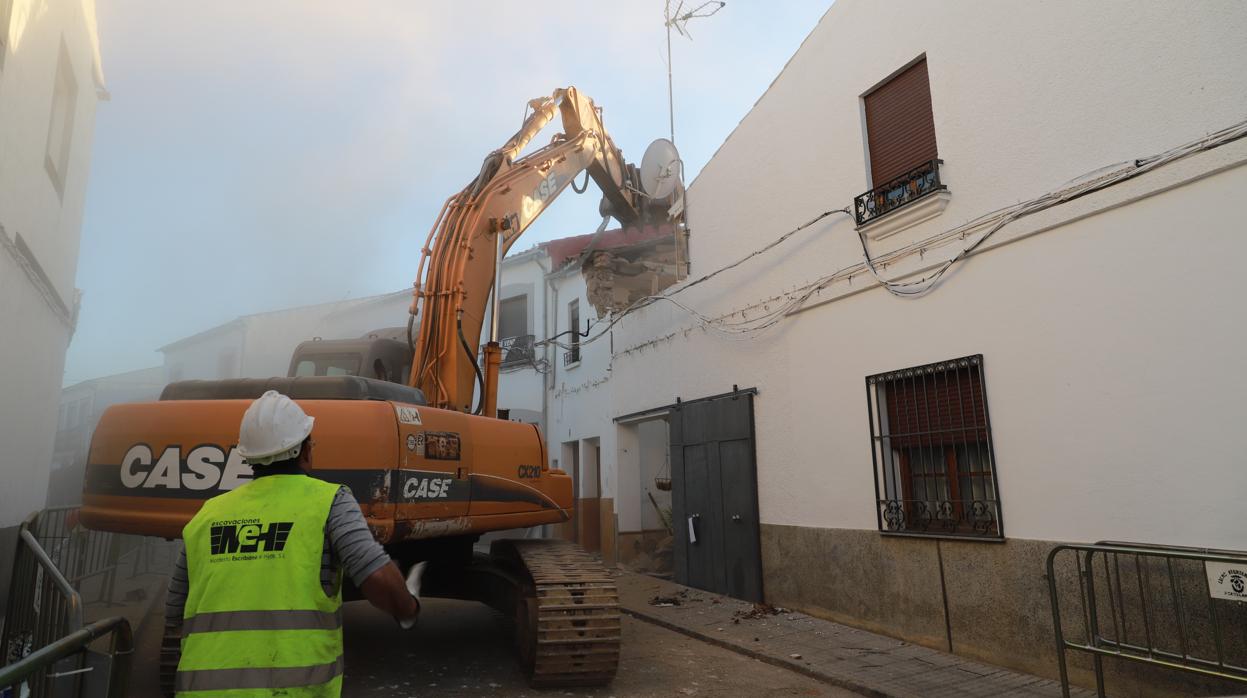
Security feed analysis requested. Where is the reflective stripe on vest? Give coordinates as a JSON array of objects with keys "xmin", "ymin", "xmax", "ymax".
[
  {"xmin": 178, "ymin": 474, "xmax": 344, "ymax": 697},
  {"xmin": 182, "ymin": 609, "xmax": 343, "ymax": 636},
  {"xmin": 175, "ymin": 656, "xmax": 344, "ymax": 692}
]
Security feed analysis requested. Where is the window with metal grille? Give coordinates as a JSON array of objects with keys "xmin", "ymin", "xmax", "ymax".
[{"xmin": 866, "ymin": 354, "xmax": 1001, "ymax": 539}]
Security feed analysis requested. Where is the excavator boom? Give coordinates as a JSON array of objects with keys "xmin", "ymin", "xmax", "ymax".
[{"xmin": 410, "ymin": 87, "xmax": 657, "ymax": 413}]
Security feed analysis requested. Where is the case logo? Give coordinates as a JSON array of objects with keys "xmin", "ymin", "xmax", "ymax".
[
  {"xmin": 402, "ymin": 476, "xmax": 453, "ymax": 500},
  {"xmin": 120, "ymin": 444, "xmax": 252, "ymax": 491}
]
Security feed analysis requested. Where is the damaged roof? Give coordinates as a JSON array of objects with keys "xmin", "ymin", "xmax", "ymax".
[{"xmin": 541, "ymin": 223, "xmax": 677, "ymax": 272}]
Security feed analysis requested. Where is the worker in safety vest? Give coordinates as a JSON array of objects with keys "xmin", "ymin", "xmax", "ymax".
[{"xmin": 166, "ymin": 390, "xmax": 421, "ymax": 697}]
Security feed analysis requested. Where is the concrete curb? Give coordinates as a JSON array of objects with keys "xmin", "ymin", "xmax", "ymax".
[{"xmin": 621, "ymin": 606, "xmax": 893, "ymax": 698}]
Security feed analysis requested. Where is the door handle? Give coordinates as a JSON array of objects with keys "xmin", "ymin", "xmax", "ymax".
[{"xmin": 688, "ymin": 514, "xmax": 700, "ymax": 544}]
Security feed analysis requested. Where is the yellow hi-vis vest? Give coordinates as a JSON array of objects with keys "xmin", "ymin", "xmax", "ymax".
[{"xmin": 178, "ymin": 474, "xmax": 344, "ymax": 697}]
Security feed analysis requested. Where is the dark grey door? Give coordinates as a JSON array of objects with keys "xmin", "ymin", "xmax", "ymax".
[{"xmin": 669, "ymin": 391, "xmax": 762, "ymax": 601}]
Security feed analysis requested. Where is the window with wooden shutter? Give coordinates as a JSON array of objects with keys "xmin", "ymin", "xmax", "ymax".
[
  {"xmin": 866, "ymin": 355, "xmax": 1002, "ymax": 539},
  {"xmin": 854, "ymin": 58, "xmax": 946, "ymax": 227},
  {"xmin": 864, "ymin": 58, "xmax": 937, "ymax": 187}
]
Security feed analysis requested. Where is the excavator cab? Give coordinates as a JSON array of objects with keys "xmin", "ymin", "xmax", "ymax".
[{"xmin": 288, "ymin": 329, "xmax": 412, "ymax": 384}]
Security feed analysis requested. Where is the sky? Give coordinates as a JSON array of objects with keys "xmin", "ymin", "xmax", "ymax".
[{"xmin": 64, "ymin": 1, "xmax": 833, "ymax": 385}]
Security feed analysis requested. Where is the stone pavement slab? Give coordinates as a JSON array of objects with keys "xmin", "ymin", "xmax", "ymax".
[{"xmin": 616, "ymin": 570, "xmax": 1095, "ymax": 698}]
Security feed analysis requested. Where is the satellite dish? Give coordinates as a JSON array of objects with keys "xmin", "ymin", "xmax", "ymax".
[{"xmin": 640, "ymin": 138, "xmax": 683, "ymax": 199}]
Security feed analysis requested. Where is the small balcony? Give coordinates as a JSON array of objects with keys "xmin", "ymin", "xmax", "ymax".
[
  {"xmin": 479, "ymin": 334, "xmax": 536, "ymax": 369},
  {"xmin": 854, "ymin": 159, "xmax": 946, "ymax": 227},
  {"xmin": 563, "ymin": 347, "xmax": 581, "ymax": 366}
]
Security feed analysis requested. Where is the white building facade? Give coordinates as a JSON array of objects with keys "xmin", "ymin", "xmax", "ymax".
[
  {"xmin": 485, "ymin": 247, "xmax": 550, "ymax": 427},
  {"xmin": 0, "ymin": 0, "xmax": 106, "ymax": 602},
  {"xmin": 538, "ymin": 2, "xmax": 1247, "ymax": 694},
  {"xmin": 489, "ymin": 226, "xmax": 682, "ymax": 558},
  {"xmin": 159, "ymin": 290, "xmax": 413, "ymax": 383}
]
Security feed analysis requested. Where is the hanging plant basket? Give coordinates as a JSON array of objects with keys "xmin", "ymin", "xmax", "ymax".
[{"xmin": 653, "ymin": 477, "xmax": 672, "ymax": 492}]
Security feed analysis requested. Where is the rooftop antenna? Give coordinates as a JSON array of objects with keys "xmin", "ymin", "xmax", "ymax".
[{"xmin": 664, "ymin": 0, "xmax": 726, "ymax": 145}]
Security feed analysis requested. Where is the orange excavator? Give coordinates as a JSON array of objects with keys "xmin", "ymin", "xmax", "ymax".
[{"xmin": 79, "ymin": 87, "xmax": 680, "ymax": 688}]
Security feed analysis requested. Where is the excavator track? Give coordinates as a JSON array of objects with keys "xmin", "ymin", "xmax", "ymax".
[{"xmin": 495, "ymin": 539, "xmax": 621, "ymax": 688}]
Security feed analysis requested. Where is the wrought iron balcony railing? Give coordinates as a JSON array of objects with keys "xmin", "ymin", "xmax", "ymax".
[
  {"xmin": 854, "ymin": 159, "xmax": 945, "ymax": 227},
  {"xmin": 563, "ymin": 347, "xmax": 580, "ymax": 366},
  {"xmin": 877, "ymin": 498, "xmax": 1000, "ymax": 538},
  {"xmin": 478, "ymin": 334, "xmax": 536, "ymax": 369}
]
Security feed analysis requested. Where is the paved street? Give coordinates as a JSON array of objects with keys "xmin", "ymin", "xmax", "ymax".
[
  {"xmin": 342, "ymin": 599, "xmax": 858, "ymax": 697},
  {"xmin": 129, "ymin": 594, "xmax": 859, "ymax": 697}
]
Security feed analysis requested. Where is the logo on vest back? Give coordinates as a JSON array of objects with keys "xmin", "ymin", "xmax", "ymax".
[{"xmin": 209, "ymin": 519, "xmax": 295, "ymax": 555}]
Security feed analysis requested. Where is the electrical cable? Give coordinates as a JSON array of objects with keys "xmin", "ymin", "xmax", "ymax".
[
  {"xmin": 858, "ymin": 117, "xmax": 1247, "ymax": 297},
  {"xmin": 533, "ymin": 116, "xmax": 1247, "ymax": 350},
  {"xmin": 533, "ymin": 207, "xmax": 851, "ymax": 351},
  {"xmin": 670, "ymin": 208, "xmax": 851, "ymax": 298}
]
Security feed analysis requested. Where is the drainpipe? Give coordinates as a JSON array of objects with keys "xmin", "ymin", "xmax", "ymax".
[
  {"xmin": 536, "ymin": 252, "xmax": 559, "ymax": 541},
  {"xmin": 536, "ymin": 253, "xmax": 556, "ymax": 450}
]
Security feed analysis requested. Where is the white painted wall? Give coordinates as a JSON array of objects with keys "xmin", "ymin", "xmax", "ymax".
[
  {"xmin": 313, "ymin": 290, "xmax": 412, "ymax": 341},
  {"xmin": 238, "ymin": 303, "xmax": 356, "ymax": 378},
  {"xmin": 161, "ymin": 322, "xmax": 246, "ymax": 382},
  {"xmin": 0, "ymin": 0, "xmax": 104, "ymax": 527},
  {"xmin": 484, "ymin": 251, "xmax": 549, "ymax": 422},
  {"xmin": 0, "ymin": 0, "xmax": 103, "ymax": 305},
  {"xmin": 161, "ymin": 291, "xmax": 411, "ymax": 383},
  {"xmin": 601, "ymin": 0, "xmax": 1247, "ymax": 550},
  {"xmin": 546, "ymin": 270, "xmax": 618, "ymax": 503},
  {"xmin": 637, "ymin": 419, "xmax": 670, "ymax": 532}
]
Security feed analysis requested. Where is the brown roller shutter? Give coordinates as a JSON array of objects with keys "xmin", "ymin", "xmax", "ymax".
[
  {"xmin": 865, "ymin": 59, "xmax": 938, "ymax": 188},
  {"xmin": 883, "ymin": 366, "xmax": 986, "ymax": 448}
]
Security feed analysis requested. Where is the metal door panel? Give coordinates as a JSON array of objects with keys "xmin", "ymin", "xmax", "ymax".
[
  {"xmin": 669, "ymin": 391, "xmax": 761, "ymax": 601},
  {"xmin": 718, "ymin": 438, "xmax": 762, "ymax": 601},
  {"xmin": 682, "ymin": 442, "xmax": 722, "ymax": 592}
]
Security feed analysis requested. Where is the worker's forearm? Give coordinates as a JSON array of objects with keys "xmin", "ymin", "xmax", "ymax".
[{"xmin": 360, "ymin": 562, "xmax": 419, "ymax": 619}]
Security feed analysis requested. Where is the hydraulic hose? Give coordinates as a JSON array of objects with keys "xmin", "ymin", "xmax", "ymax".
[{"xmin": 458, "ymin": 313, "xmax": 485, "ymax": 415}]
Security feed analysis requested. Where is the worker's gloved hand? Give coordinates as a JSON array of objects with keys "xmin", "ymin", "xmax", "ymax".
[{"xmin": 398, "ymin": 561, "xmax": 427, "ymax": 630}]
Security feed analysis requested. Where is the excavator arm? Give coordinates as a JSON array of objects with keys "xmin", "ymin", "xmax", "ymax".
[
  {"xmin": 78, "ymin": 87, "xmax": 669, "ymax": 691},
  {"xmin": 410, "ymin": 87, "xmax": 663, "ymax": 413}
]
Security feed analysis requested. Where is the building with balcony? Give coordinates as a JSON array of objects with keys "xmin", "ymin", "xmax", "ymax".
[
  {"xmin": 525, "ymin": 2, "xmax": 1247, "ymax": 695},
  {"xmin": 0, "ymin": 0, "xmax": 107, "ymax": 606}
]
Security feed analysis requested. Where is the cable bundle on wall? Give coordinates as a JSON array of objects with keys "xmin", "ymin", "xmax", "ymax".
[{"xmin": 535, "ymin": 116, "xmax": 1247, "ymax": 352}]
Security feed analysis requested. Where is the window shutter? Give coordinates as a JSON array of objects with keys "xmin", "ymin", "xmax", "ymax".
[
  {"xmin": 864, "ymin": 59, "xmax": 938, "ymax": 188},
  {"xmin": 883, "ymin": 367, "xmax": 986, "ymax": 448}
]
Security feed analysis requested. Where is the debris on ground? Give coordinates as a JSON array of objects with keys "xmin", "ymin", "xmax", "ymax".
[
  {"xmin": 731, "ymin": 602, "xmax": 784, "ymax": 622},
  {"xmin": 789, "ymin": 653, "xmax": 802, "ymax": 660},
  {"xmin": 649, "ymin": 588, "xmax": 697, "ymax": 607}
]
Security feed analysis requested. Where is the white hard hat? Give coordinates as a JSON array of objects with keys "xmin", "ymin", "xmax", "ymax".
[{"xmin": 237, "ymin": 390, "xmax": 314, "ymax": 466}]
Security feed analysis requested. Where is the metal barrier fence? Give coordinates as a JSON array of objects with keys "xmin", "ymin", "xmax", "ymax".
[
  {"xmin": 2, "ymin": 510, "xmax": 150, "ymax": 697},
  {"xmin": 1047, "ymin": 540, "xmax": 1247, "ymax": 697},
  {"xmin": 30, "ymin": 508, "xmax": 140, "ymax": 607},
  {"xmin": 0, "ymin": 617, "xmax": 132, "ymax": 698}
]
